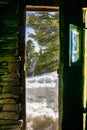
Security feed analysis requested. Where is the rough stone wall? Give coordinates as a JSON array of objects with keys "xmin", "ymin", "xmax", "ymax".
[{"xmin": 0, "ymin": 0, "xmax": 24, "ymax": 129}]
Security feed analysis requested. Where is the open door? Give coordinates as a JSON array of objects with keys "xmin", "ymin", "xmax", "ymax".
[{"xmin": 25, "ymin": 6, "xmax": 60, "ymax": 130}]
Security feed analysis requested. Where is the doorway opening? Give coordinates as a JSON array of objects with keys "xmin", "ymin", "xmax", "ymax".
[{"xmin": 25, "ymin": 6, "xmax": 59, "ymax": 130}]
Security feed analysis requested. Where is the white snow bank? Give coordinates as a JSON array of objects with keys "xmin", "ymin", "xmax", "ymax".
[
  {"xmin": 26, "ymin": 102, "xmax": 58, "ymax": 119},
  {"xmin": 26, "ymin": 71, "xmax": 58, "ymax": 88},
  {"xmin": 26, "ymin": 71, "xmax": 59, "ymax": 130}
]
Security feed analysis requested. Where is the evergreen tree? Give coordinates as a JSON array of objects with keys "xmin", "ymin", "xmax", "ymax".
[
  {"xmin": 25, "ymin": 39, "xmax": 38, "ymax": 76},
  {"xmin": 26, "ymin": 11, "xmax": 59, "ymax": 75}
]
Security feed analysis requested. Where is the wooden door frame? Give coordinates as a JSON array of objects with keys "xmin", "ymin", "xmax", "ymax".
[{"xmin": 25, "ymin": 4, "xmax": 60, "ymax": 130}]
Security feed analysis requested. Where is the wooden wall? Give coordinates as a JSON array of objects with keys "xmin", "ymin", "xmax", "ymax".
[
  {"xmin": 0, "ymin": 0, "xmax": 25, "ymax": 129},
  {"xmin": 26, "ymin": 0, "xmax": 59, "ymax": 6}
]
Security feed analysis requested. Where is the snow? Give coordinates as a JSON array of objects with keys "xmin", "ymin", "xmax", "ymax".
[
  {"xmin": 26, "ymin": 71, "xmax": 58, "ymax": 88},
  {"xmin": 26, "ymin": 101, "xmax": 58, "ymax": 119},
  {"xmin": 26, "ymin": 71, "xmax": 59, "ymax": 130}
]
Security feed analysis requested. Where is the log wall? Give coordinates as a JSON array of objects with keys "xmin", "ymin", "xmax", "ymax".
[{"xmin": 0, "ymin": 0, "xmax": 25, "ymax": 129}]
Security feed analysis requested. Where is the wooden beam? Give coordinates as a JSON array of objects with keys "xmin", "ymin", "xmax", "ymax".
[{"xmin": 26, "ymin": 5, "xmax": 59, "ymax": 11}]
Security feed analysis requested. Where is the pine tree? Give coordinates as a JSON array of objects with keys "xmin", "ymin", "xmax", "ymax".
[
  {"xmin": 25, "ymin": 39, "xmax": 38, "ymax": 76},
  {"xmin": 26, "ymin": 11, "xmax": 59, "ymax": 75}
]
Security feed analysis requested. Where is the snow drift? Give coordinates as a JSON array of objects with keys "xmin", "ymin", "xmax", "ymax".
[{"xmin": 26, "ymin": 71, "xmax": 59, "ymax": 130}]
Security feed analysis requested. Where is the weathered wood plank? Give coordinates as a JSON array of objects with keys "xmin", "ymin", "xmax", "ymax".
[
  {"xmin": 0, "ymin": 99, "xmax": 17, "ymax": 104},
  {"xmin": 0, "ymin": 119, "xmax": 22, "ymax": 125},
  {"xmin": 0, "ymin": 67, "xmax": 8, "ymax": 75},
  {"xmin": 0, "ymin": 125, "xmax": 22, "ymax": 130},
  {"xmin": 0, "ymin": 94, "xmax": 19, "ymax": 99},
  {"xmin": 0, "ymin": 56, "xmax": 19, "ymax": 62},
  {"xmin": 0, "ymin": 62, "xmax": 19, "ymax": 76},
  {"xmin": 0, "ymin": 112, "xmax": 19, "ymax": 120},
  {"xmin": 0, "ymin": 35, "xmax": 18, "ymax": 40},
  {"xmin": 0, "ymin": 62, "xmax": 19, "ymax": 73},
  {"xmin": 0, "ymin": 39, "xmax": 18, "ymax": 49},
  {"xmin": 0, "ymin": 62, "xmax": 19, "ymax": 77},
  {"xmin": 0, "ymin": 39, "xmax": 18, "ymax": 44},
  {"xmin": 0, "ymin": 28, "xmax": 18, "ymax": 37},
  {"xmin": 0, "ymin": 14, "xmax": 19, "ymax": 21},
  {"xmin": 1, "ymin": 19, "xmax": 18, "ymax": 27},
  {"xmin": 0, "ymin": 49, "xmax": 18, "ymax": 57},
  {"xmin": 1, "ymin": 73, "xmax": 19, "ymax": 78},
  {"xmin": 0, "ymin": 77, "xmax": 19, "ymax": 82},
  {"xmin": 0, "ymin": 104, "xmax": 21, "ymax": 111},
  {"xmin": 8, "ymin": 62, "xmax": 19, "ymax": 72},
  {"xmin": 1, "ymin": 86, "xmax": 21, "ymax": 95},
  {"xmin": 0, "ymin": 81, "xmax": 19, "ymax": 85}
]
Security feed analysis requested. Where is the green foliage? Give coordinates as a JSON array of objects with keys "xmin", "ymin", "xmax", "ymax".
[
  {"xmin": 34, "ymin": 50, "xmax": 59, "ymax": 75},
  {"xmin": 26, "ymin": 11, "xmax": 59, "ymax": 75},
  {"xmin": 26, "ymin": 12, "xmax": 59, "ymax": 47}
]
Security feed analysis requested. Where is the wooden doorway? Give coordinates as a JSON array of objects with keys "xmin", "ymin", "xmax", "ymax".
[{"xmin": 25, "ymin": 5, "xmax": 59, "ymax": 130}]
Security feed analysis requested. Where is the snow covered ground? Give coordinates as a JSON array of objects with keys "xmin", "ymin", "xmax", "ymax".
[
  {"xmin": 26, "ymin": 71, "xmax": 59, "ymax": 130},
  {"xmin": 26, "ymin": 71, "xmax": 58, "ymax": 88}
]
